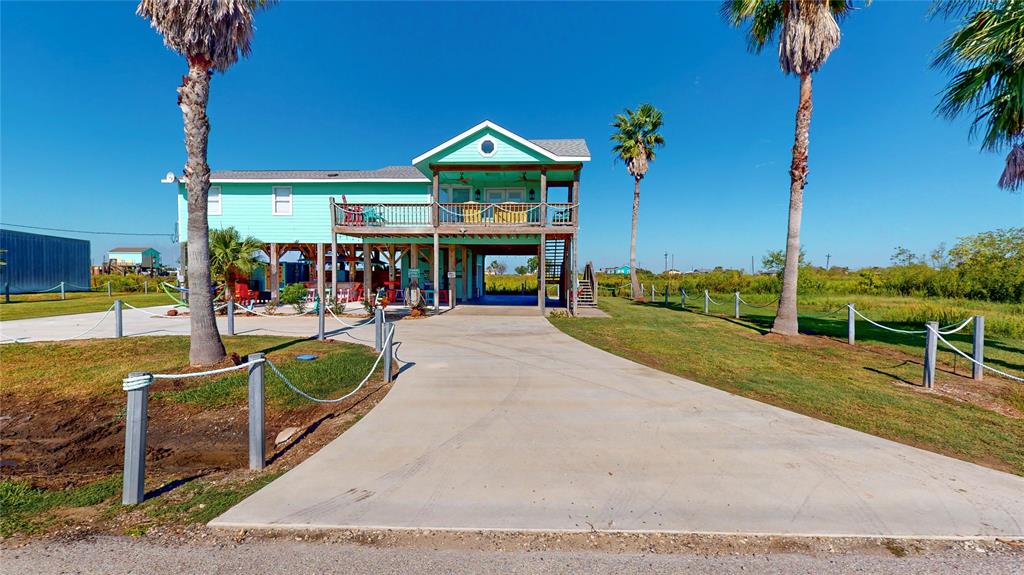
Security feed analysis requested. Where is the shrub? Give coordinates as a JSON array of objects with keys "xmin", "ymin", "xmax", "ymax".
[{"xmin": 280, "ymin": 283, "xmax": 307, "ymax": 313}]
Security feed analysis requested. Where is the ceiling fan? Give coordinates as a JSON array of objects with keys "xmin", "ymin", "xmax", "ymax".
[{"xmin": 456, "ymin": 172, "xmax": 473, "ymax": 184}]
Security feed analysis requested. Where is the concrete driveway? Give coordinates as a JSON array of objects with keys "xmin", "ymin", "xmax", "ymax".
[{"xmin": 204, "ymin": 310, "xmax": 1022, "ymax": 537}]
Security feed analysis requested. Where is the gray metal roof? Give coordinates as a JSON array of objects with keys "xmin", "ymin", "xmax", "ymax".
[
  {"xmin": 210, "ymin": 166, "xmax": 427, "ymax": 180},
  {"xmin": 530, "ymin": 139, "xmax": 590, "ymax": 158}
]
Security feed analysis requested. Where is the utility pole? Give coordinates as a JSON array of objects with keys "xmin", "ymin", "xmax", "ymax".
[
  {"xmin": 664, "ymin": 252, "xmax": 668, "ymax": 273},
  {"xmin": 826, "ymin": 253, "xmax": 832, "ymax": 270},
  {"xmin": 751, "ymin": 255, "xmax": 755, "ymax": 275},
  {"xmin": 671, "ymin": 254, "xmax": 675, "ymax": 270}
]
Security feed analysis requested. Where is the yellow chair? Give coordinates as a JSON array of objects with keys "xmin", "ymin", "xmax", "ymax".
[{"xmin": 463, "ymin": 201, "xmax": 482, "ymax": 223}]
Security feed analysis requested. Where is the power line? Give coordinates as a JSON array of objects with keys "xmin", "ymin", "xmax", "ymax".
[{"xmin": 1, "ymin": 219, "xmax": 173, "ymax": 236}]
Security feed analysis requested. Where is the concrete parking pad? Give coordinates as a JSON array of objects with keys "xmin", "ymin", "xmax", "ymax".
[{"xmin": 211, "ymin": 312, "xmax": 1024, "ymax": 538}]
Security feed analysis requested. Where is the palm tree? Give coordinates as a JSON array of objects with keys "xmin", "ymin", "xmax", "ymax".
[
  {"xmin": 137, "ymin": 0, "xmax": 272, "ymax": 365},
  {"xmin": 209, "ymin": 227, "xmax": 265, "ymax": 303},
  {"xmin": 722, "ymin": 0, "xmax": 862, "ymax": 336},
  {"xmin": 611, "ymin": 104, "xmax": 666, "ymax": 300},
  {"xmin": 933, "ymin": 1, "xmax": 1024, "ymax": 191}
]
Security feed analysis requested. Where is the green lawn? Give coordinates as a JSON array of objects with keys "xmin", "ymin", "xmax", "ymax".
[
  {"xmin": 0, "ymin": 291, "xmax": 176, "ymax": 322},
  {"xmin": 550, "ymin": 297, "xmax": 1024, "ymax": 476}
]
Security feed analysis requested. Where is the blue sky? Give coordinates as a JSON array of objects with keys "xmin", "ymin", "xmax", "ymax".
[{"xmin": 2, "ymin": 1, "xmax": 1020, "ymax": 270}]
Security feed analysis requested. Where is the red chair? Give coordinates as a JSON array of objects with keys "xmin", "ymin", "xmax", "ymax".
[
  {"xmin": 342, "ymin": 195, "xmax": 365, "ymax": 226},
  {"xmin": 233, "ymin": 282, "xmax": 256, "ymax": 308}
]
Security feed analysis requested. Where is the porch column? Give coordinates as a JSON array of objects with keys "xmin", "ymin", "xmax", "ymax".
[
  {"xmin": 538, "ymin": 234, "xmax": 546, "ymax": 312},
  {"xmin": 362, "ymin": 242, "xmax": 372, "ymax": 301},
  {"xmin": 571, "ymin": 233, "xmax": 579, "ymax": 316},
  {"xmin": 539, "ymin": 168, "xmax": 547, "ymax": 225},
  {"xmin": 432, "ymin": 233, "xmax": 440, "ymax": 313},
  {"xmin": 330, "ymin": 235, "xmax": 338, "ymax": 302},
  {"xmin": 432, "ymin": 170, "xmax": 440, "ymax": 226},
  {"xmin": 461, "ymin": 246, "xmax": 469, "ymax": 301},
  {"xmin": 571, "ymin": 168, "xmax": 580, "ymax": 225},
  {"xmin": 410, "ymin": 243, "xmax": 419, "ymax": 288},
  {"xmin": 316, "ymin": 243, "xmax": 325, "ymax": 305},
  {"xmin": 448, "ymin": 245, "xmax": 457, "ymax": 307},
  {"xmin": 269, "ymin": 243, "xmax": 279, "ymax": 304},
  {"xmin": 561, "ymin": 237, "xmax": 570, "ymax": 306}
]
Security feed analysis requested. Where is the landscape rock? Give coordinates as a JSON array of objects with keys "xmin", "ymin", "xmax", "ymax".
[{"xmin": 275, "ymin": 427, "xmax": 300, "ymax": 446}]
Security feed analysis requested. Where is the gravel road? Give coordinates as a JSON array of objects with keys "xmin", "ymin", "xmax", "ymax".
[{"xmin": 2, "ymin": 535, "xmax": 1021, "ymax": 575}]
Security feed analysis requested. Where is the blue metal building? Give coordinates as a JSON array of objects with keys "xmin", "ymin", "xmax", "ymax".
[{"xmin": 0, "ymin": 229, "xmax": 91, "ymax": 294}]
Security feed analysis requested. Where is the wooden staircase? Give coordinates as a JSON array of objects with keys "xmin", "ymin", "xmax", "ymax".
[
  {"xmin": 577, "ymin": 261, "xmax": 597, "ymax": 308},
  {"xmin": 544, "ymin": 239, "xmax": 565, "ymax": 285}
]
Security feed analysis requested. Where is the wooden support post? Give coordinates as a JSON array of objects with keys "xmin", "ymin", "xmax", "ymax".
[
  {"xmin": 461, "ymin": 246, "xmax": 469, "ymax": 301},
  {"xmin": 432, "ymin": 170, "xmax": 440, "ymax": 226},
  {"xmin": 247, "ymin": 353, "xmax": 266, "ymax": 470},
  {"xmin": 538, "ymin": 235, "xmax": 546, "ymax": 312},
  {"xmin": 539, "ymin": 169, "xmax": 548, "ymax": 225},
  {"xmin": 331, "ymin": 235, "xmax": 338, "ymax": 303},
  {"xmin": 571, "ymin": 169, "xmax": 580, "ymax": 225},
  {"xmin": 432, "ymin": 233, "xmax": 440, "ymax": 313},
  {"xmin": 269, "ymin": 243, "xmax": 280, "ymax": 304},
  {"xmin": 410, "ymin": 243, "xmax": 420, "ymax": 288},
  {"xmin": 972, "ymin": 316, "xmax": 985, "ymax": 381},
  {"xmin": 363, "ymin": 242, "xmax": 372, "ymax": 303},
  {"xmin": 448, "ymin": 244, "xmax": 456, "ymax": 307},
  {"xmin": 923, "ymin": 321, "xmax": 938, "ymax": 389}
]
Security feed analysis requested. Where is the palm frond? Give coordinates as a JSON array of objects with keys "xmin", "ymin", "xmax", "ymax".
[
  {"xmin": 610, "ymin": 104, "xmax": 666, "ymax": 179},
  {"xmin": 137, "ymin": 0, "xmax": 273, "ymax": 71}
]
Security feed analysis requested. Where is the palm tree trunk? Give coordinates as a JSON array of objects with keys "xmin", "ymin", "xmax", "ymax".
[
  {"xmin": 180, "ymin": 57, "xmax": 226, "ymax": 365},
  {"xmin": 773, "ymin": 72, "xmax": 812, "ymax": 336},
  {"xmin": 629, "ymin": 176, "xmax": 641, "ymax": 299}
]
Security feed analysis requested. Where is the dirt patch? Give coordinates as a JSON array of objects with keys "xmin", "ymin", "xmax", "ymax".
[{"xmin": 0, "ymin": 375, "xmax": 395, "ymax": 491}]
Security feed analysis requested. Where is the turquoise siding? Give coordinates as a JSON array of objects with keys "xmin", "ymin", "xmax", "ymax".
[
  {"xmin": 110, "ymin": 252, "xmax": 143, "ymax": 264},
  {"xmin": 178, "ymin": 182, "xmax": 429, "ymax": 244},
  {"xmin": 433, "ymin": 128, "xmax": 544, "ymax": 165}
]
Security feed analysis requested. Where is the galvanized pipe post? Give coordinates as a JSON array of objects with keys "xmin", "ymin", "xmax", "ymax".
[
  {"xmin": 734, "ymin": 292, "xmax": 740, "ymax": 319},
  {"xmin": 383, "ymin": 323, "xmax": 394, "ymax": 383},
  {"xmin": 247, "ymin": 353, "xmax": 266, "ymax": 471},
  {"xmin": 107, "ymin": 281, "xmax": 112, "ymax": 297},
  {"xmin": 703, "ymin": 290, "xmax": 709, "ymax": 314},
  {"xmin": 60, "ymin": 281, "xmax": 66, "ymax": 300},
  {"xmin": 317, "ymin": 295, "xmax": 326, "ymax": 342},
  {"xmin": 114, "ymin": 299, "xmax": 123, "ymax": 338},
  {"xmin": 972, "ymin": 316, "xmax": 985, "ymax": 381},
  {"xmin": 664, "ymin": 285, "xmax": 669, "ymax": 306},
  {"xmin": 923, "ymin": 321, "xmax": 938, "ymax": 389},
  {"xmin": 847, "ymin": 303, "xmax": 855, "ymax": 345},
  {"xmin": 374, "ymin": 307, "xmax": 383, "ymax": 352},
  {"xmin": 121, "ymin": 372, "xmax": 151, "ymax": 505},
  {"xmin": 144, "ymin": 281, "xmax": 148, "ymax": 294},
  {"xmin": 226, "ymin": 300, "xmax": 235, "ymax": 336},
  {"xmin": 680, "ymin": 288, "xmax": 686, "ymax": 307}
]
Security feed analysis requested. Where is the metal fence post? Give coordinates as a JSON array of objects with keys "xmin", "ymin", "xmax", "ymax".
[
  {"xmin": 4, "ymin": 282, "xmax": 9, "ymax": 304},
  {"xmin": 680, "ymin": 288, "xmax": 686, "ymax": 307},
  {"xmin": 122, "ymin": 372, "xmax": 151, "ymax": 505},
  {"xmin": 60, "ymin": 281, "xmax": 66, "ymax": 300},
  {"xmin": 144, "ymin": 281, "xmax": 148, "ymax": 294},
  {"xmin": 704, "ymin": 290, "xmax": 709, "ymax": 314},
  {"xmin": 923, "ymin": 321, "xmax": 938, "ymax": 389},
  {"xmin": 247, "ymin": 353, "xmax": 266, "ymax": 471},
  {"xmin": 847, "ymin": 303, "xmax": 855, "ymax": 345},
  {"xmin": 664, "ymin": 285, "xmax": 669, "ymax": 306},
  {"xmin": 227, "ymin": 300, "xmax": 235, "ymax": 336},
  {"xmin": 374, "ymin": 307, "xmax": 383, "ymax": 352},
  {"xmin": 317, "ymin": 296, "xmax": 326, "ymax": 341},
  {"xmin": 734, "ymin": 292, "xmax": 740, "ymax": 319},
  {"xmin": 383, "ymin": 323, "xmax": 394, "ymax": 383},
  {"xmin": 972, "ymin": 316, "xmax": 985, "ymax": 381},
  {"xmin": 114, "ymin": 299, "xmax": 123, "ymax": 338},
  {"xmin": 107, "ymin": 281, "xmax": 112, "ymax": 296}
]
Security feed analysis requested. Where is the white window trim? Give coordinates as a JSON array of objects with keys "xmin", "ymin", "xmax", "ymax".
[
  {"xmin": 478, "ymin": 137, "xmax": 498, "ymax": 158},
  {"xmin": 272, "ymin": 186, "xmax": 293, "ymax": 216},
  {"xmin": 208, "ymin": 186, "xmax": 222, "ymax": 216},
  {"xmin": 483, "ymin": 187, "xmax": 526, "ymax": 203}
]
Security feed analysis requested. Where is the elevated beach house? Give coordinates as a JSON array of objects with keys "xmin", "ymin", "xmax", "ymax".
[{"xmin": 173, "ymin": 121, "xmax": 590, "ymax": 313}]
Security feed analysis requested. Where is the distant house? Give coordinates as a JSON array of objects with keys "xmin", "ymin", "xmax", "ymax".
[
  {"xmin": 601, "ymin": 265, "xmax": 630, "ymax": 275},
  {"xmin": 664, "ymin": 269, "xmax": 683, "ymax": 276},
  {"xmin": 108, "ymin": 247, "xmax": 161, "ymax": 268}
]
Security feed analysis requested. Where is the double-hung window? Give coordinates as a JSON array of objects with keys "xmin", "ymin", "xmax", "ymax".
[
  {"xmin": 272, "ymin": 186, "xmax": 292, "ymax": 216},
  {"xmin": 208, "ymin": 186, "xmax": 222, "ymax": 216}
]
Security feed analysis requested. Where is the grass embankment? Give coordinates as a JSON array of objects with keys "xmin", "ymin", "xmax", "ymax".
[
  {"xmin": 0, "ymin": 335, "xmax": 385, "ymax": 537},
  {"xmin": 0, "ymin": 291, "xmax": 174, "ymax": 322},
  {"xmin": 549, "ymin": 297, "xmax": 1024, "ymax": 476}
]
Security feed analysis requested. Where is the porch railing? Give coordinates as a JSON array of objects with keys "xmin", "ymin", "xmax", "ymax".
[{"xmin": 332, "ymin": 199, "xmax": 575, "ymax": 228}]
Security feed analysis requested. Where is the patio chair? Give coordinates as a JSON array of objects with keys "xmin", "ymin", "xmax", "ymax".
[
  {"xmin": 364, "ymin": 205, "xmax": 386, "ymax": 226},
  {"xmin": 463, "ymin": 201, "xmax": 482, "ymax": 223},
  {"xmin": 341, "ymin": 195, "xmax": 365, "ymax": 226}
]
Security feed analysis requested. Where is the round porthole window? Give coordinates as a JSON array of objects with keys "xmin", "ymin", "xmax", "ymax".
[{"xmin": 479, "ymin": 139, "xmax": 496, "ymax": 157}]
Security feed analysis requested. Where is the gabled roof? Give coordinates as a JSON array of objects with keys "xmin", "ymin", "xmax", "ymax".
[
  {"xmin": 208, "ymin": 166, "xmax": 429, "ymax": 183},
  {"xmin": 411, "ymin": 120, "xmax": 591, "ymax": 165}
]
